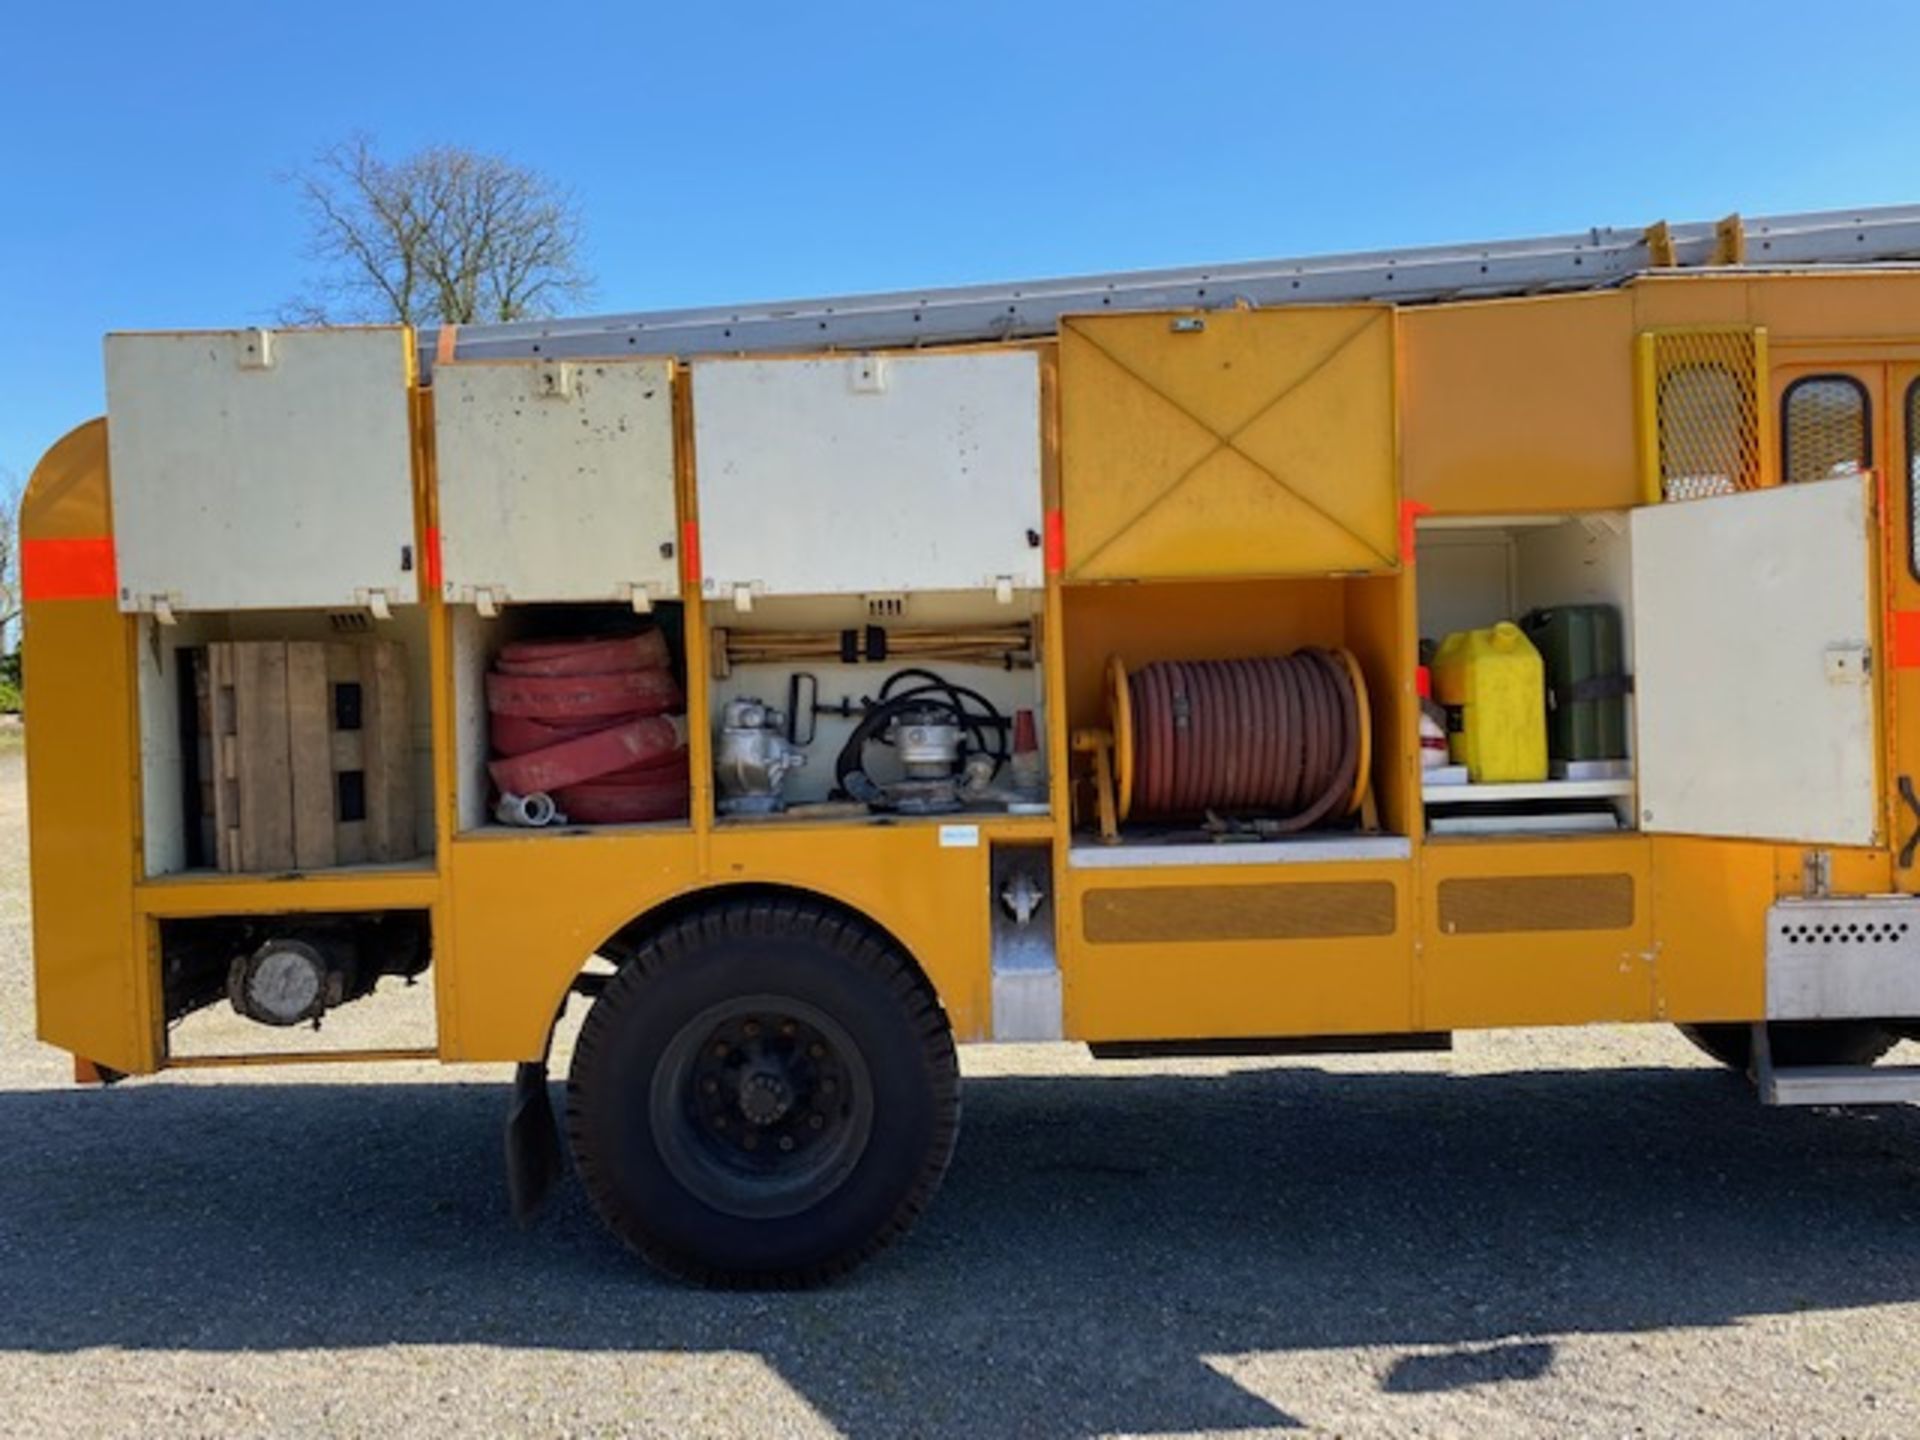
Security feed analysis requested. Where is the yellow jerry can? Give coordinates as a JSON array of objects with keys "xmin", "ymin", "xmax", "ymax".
[{"xmin": 1431, "ymin": 622, "xmax": 1548, "ymax": 783}]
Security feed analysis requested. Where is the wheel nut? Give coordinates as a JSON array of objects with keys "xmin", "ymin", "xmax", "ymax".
[
  {"xmin": 809, "ymin": 1114, "xmax": 825, "ymax": 1130},
  {"xmin": 702, "ymin": 1079, "xmax": 719, "ymax": 1095},
  {"xmin": 711, "ymin": 1042, "xmax": 729, "ymax": 1058},
  {"xmin": 743, "ymin": 1021, "xmax": 761, "ymax": 1038},
  {"xmin": 779, "ymin": 1136, "xmax": 795, "ymax": 1152},
  {"xmin": 820, "ymin": 1077, "xmax": 836, "ymax": 1094},
  {"xmin": 780, "ymin": 1021, "xmax": 797, "ymax": 1037},
  {"xmin": 808, "ymin": 1043, "xmax": 826, "ymax": 1059}
]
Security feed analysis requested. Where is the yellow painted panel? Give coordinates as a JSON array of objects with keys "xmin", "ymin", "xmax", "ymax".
[
  {"xmin": 1648, "ymin": 837, "xmax": 1774, "ymax": 1023},
  {"xmin": 1061, "ymin": 860, "xmax": 1413, "ymax": 1040},
  {"xmin": 1400, "ymin": 291, "xmax": 1639, "ymax": 513},
  {"xmin": 1060, "ymin": 308, "xmax": 1398, "ymax": 579},
  {"xmin": 22, "ymin": 421, "xmax": 157, "ymax": 1074},
  {"xmin": 1747, "ymin": 272, "xmax": 1920, "ymax": 341},
  {"xmin": 136, "ymin": 867, "xmax": 440, "ymax": 919},
  {"xmin": 1418, "ymin": 837, "xmax": 1654, "ymax": 1029},
  {"xmin": 1628, "ymin": 274, "xmax": 1753, "ymax": 329},
  {"xmin": 443, "ymin": 818, "xmax": 1007, "ymax": 1061},
  {"xmin": 443, "ymin": 830, "xmax": 702, "ymax": 1061}
]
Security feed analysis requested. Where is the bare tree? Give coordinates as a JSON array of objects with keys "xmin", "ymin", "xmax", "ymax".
[
  {"xmin": 0, "ymin": 466, "xmax": 22, "ymax": 640},
  {"xmin": 284, "ymin": 135, "xmax": 593, "ymax": 326}
]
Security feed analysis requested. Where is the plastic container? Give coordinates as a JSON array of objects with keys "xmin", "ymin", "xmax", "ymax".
[
  {"xmin": 1414, "ymin": 664, "xmax": 1449, "ymax": 770},
  {"xmin": 1431, "ymin": 622, "xmax": 1548, "ymax": 783},
  {"xmin": 1520, "ymin": 605, "xmax": 1628, "ymax": 762}
]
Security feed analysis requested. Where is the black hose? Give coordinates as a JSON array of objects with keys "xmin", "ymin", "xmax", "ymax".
[{"xmin": 834, "ymin": 668, "xmax": 1009, "ymax": 799}]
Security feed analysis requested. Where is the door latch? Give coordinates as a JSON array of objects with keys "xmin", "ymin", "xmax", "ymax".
[
  {"xmin": 1898, "ymin": 775, "xmax": 1920, "ymax": 870},
  {"xmin": 1825, "ymin": 643, "xmax": 1870, "ymax": 683}
]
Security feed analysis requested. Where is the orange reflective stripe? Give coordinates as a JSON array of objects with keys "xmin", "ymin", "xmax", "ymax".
[
  {"xmin": 1399, "ymin": 500, "xmax": 1434, "ymax": 565},
  {"xmin": 1891, "ymin": 609, "xmax": 1920, "ymax": 669},
  {"xmin": 435, "ymin": 324, "xmax": 459, "ymax": 366},
  {"xmin": 681, "ymin": 520, "xmax": 701, "ymax": 588},
  {"xmin": 22, "ymin": 536, "xmax": 117, "ymax": 602},
  {"xmin": 1044, "ymin": 508, "xmax": 1066, "ymax": 574},
  {"xmin": 423, "ymin": 526, "xmax": 443, "ymax": 590}
]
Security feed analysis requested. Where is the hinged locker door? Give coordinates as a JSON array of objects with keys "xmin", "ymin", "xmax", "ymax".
[
  {"xmin": 1059, "ymin": 307, "xmax": 1399, "ymax": 580},
  {"xmin": 691, "ymin": 351, "xmax": 1044, "ymax": 598},
  {"xmin": 1630, "ymin": 473, "xmax": 1879, "ymax": 845},
  {"xmin": 105, "ymin": 328, "xmax": 419, "ymax": 613},
  {"xmin": 433, "ymin": 359, "xmax": 679, "ymax": 607}
]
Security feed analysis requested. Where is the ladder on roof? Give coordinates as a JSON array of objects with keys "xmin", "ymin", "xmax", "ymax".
[{"xmin": 419, "ymin": 203, "xmax": 1920, "ymax": 376}]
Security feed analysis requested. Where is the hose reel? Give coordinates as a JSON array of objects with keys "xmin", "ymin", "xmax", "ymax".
[{"xmin": 1074, "ymin": 650, "xmax": 1372, "ymax": 842}]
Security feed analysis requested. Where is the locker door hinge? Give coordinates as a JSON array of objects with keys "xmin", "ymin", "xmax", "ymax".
[
  {"xmin": 1802, "ymin": 849, "xmax": 1832, "ymax": 899},
  {"xmin": 355, "ymin": 587, "xmax": 396, "ymax": 621},
  {"xmin": 622, "ymin": 581, "xmax": 662, "ymax": 615},
  {"xmin": 237, "ymin": 328, "xmax": 275, "ymax": 371}
]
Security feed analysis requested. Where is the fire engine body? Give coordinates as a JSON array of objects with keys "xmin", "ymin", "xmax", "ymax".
[{"xmin": 22, "ymin": 205, "xmax": 1920, "ymax": 1284}]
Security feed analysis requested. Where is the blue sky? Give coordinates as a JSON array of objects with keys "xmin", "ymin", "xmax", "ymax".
[{"xmin": 5, "ymin": 0, "xmax": 1920, "ymax": 488}]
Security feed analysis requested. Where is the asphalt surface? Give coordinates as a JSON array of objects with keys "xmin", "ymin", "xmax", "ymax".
[{"xmin": 3, "ymin": 730, "xmax": 1919, "ymax": 1437}]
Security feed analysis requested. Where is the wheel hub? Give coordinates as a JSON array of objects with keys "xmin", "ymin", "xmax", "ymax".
[
  {"xmin": 654, "ymin": 996, "xmax": 877, "ymax": 1220},
  {"xmin": 738, "ymin": 1067, "xmax": 794, "ymax": 1126}
]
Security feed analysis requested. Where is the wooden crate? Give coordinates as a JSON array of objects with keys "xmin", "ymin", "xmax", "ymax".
[{"xmin": 201, "ymin": 640, "xmax": 416, "ymax": 871}]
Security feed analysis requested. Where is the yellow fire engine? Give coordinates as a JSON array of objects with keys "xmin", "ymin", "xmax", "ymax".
[{"xmin": 23, "ymin": 205, "xmax": 1920, "ymax": 1285}]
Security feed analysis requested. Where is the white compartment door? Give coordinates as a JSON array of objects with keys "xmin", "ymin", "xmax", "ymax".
[
  {"xmin": 433, "ymin": 360, "xmax": 678, "ymax": 606},
  {"xmin": 1630, "ymin": 473, "xmax": 1880, "ymax": 846},
  {"xmin": 105, "ymin": 329, "xmax": 419, "ymax": 612},
  {"xmin": 692, "ymin": 351, "xmax": 1044, "ymax": 598}
]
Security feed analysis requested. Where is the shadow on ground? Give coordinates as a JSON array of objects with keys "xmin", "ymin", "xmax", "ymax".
[{"xmin": 2, "ymin": 1062, "xmax": 1917, "ymax": 1436}]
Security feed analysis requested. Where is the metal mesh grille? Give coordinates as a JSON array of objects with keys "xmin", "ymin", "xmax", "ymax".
[
  {"xmin": 1652, "ymin": 330, "xmax": 1763, "ymax": 501},
  {"xmin": 1784, "ymin": 376, "xmax": 1869, "ymax": 485}
]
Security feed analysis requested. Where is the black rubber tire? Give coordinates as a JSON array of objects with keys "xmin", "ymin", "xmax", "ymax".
[
  {"xmin": 566, "ymin": 897, "xmax": 959, "ymax": 1288},
  {"xmin": 1679, "ymin": 1020, "xmax": 1899, "ymax": 1071}
]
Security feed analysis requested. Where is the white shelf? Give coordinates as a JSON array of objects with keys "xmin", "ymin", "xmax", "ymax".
[
  {"xmin": 1070, "ymin": 834, "xmax": 1411, "ymax": 869},
  {"xmin": 1428, "ymin": 813, "xmax": 1621, "ymax": 836},
  {"xmin": 1423, "ymin": 777, "xmax": 1634, "ymax": 806}
]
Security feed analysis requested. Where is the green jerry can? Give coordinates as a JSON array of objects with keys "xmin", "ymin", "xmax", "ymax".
[{"xmin": 1519, "ymin": 605, "xmax": 1631, "ymax": 762}]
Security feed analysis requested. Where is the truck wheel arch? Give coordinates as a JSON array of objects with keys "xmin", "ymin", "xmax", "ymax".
[{"xmin": 538, "ymin": 882, "xmax": 944, "ymax": 1068}]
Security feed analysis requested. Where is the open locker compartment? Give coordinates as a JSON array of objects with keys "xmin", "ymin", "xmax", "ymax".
[
  {"xmin": 706, "ymin": 591, "xmax": 1048, "ymax": 824},
  {"xmin": 137, "ymin": 608, "xmax": 436, "ymax": 878},
  {"xmin": 1061, "ymin": 573, "xmax": 1415, "ymax": 863},
  {"xmin": 159, "ymin": 907, "xmax": 437, "ymax": 1061},
  {"xmin": 452, "ymin": 601, "xmax": 691, "ymax": 835},
  {"xmin": 1415, "ymin": 511, "xmax": 1638, "ymax": 836}
]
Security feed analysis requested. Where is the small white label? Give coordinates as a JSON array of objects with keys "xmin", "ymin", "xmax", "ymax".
[{"xmin": 938, "ymin": 824, "xmax": 980, "ymax": 849}]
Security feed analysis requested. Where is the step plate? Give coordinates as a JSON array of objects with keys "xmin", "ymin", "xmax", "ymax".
[{"xmin": 1763, "ymin": 1065, "xmax": 1920, "ymax": 1107}]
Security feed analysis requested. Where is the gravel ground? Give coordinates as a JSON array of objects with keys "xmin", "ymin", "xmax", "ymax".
[{"xmin": 3, "ymin": 731, "xmax": 1919, "ymax": 1438}]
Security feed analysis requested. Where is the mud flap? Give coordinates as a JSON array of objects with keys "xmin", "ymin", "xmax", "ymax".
[{"xmin": 505, "ymin": 1061, "xmax": 563, "ymax": 1224}]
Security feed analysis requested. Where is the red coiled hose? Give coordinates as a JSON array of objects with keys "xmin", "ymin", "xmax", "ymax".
[
  {"xmin": 1125, "ymin": 650, "xmax": 1365, "ymax": 833},
  {"xmin": 485, "ymin": 633, "xmax": 689, "ymax": 824}
]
